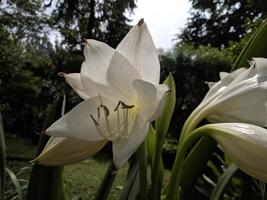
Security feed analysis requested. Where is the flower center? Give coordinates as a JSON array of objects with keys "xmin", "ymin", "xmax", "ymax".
[{"xmin": 90, "ymin": 94, "xmax": 135, "ymax": 141}]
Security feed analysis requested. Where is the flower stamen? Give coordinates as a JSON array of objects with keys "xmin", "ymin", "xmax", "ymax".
[{"xmin": 90, "ymin": 97, "xmax": 136, "ymax": 140}]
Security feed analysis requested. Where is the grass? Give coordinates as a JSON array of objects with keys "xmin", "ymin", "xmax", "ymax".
[{"xmin": 5, "ymin": 136, "xmax": 128, "ymax": 200}]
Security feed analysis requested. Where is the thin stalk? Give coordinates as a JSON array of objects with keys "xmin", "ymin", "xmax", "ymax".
[
  {"xmin": 137, "ymin": 142, "xmax": 147, "ymax": 200},
  {"xmin": 94, "ymin": 161, "xmax": 117, "ymax": 200},
  {"xmin": 166, "ymin": 126, "xmax": 207, "ymax": 200},
  {"xmin": 151, "ymin": 133, "xmax": 165, "ymax": 200}
]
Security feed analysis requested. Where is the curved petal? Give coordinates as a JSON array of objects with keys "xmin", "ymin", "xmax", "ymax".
[
  {"xmin": 208, "ymin": 123, "xmax": 267, "ymax": 181},
  {"xmin": 210, "ymin": 77, "xmax": 266, "ymax": 114},
  {"xmin": 82, "ymin": 39, "xmax": 114, "ymax": 84},
  {"xmin": 107, "ymin": 51, "xmax": 141, "ymax": 102},
  {"xmin": 33, "ymin": 136, "xmax": 107, "ymax": 166},
  {"xmin": 133, "ymin": 79, "xmax": 169, "ymax": 122},
  {"xmin": 116, "ymin": 19, "xmax": 160, "ymax": 84},
  {"xmin": 112, "ymin": 116, "xmax": 149, "ymax": 168},
  {"xmin": 62, "ymin": 73, "xmax": 90, "ymax": 99},
  {"xmin": 80, "ymin": 40, "xmax": 120, "ymax": 99},
  {"xmin": 46, "ymin": 96, "xmax": 116, "ymax": 141}
]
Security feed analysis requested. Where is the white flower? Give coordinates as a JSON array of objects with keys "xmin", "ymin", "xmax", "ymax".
[
  {"xmin": 35, "ymin": 19, "xmax": 168, "ymax": 167},
  {"xmin": 192, "ymin": 58, "xmax": 267, "ymax": 128},
  {"xmin": 205, "ymin": 123, "xmax": 267, "ymax": 181}
]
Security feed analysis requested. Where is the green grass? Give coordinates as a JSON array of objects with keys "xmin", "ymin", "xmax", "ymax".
[{"xmin": 5, "ymin": 136, "xmax": 128, "ymax": 200}]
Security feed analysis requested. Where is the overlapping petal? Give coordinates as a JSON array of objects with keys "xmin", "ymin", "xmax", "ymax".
[
  {"xmin": 197, "ymin": 58, "xmax": 267, "ymax": 127},
  {"xmin": 112, "ymin": 115, "xmax": 149, "ymax": 167},
  {"xmin": 133, "ymin": 79, "xmax": 169, "ymax": 122},
  {"xmin": 107, "ymin": 51, "xmax": 141, "ymax": 102},
  {"xmin": 46, "ymin": 96, "xmax": 116, "ymax": 141}
]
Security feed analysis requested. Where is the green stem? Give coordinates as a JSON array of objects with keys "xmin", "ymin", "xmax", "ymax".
[
  {"xmin": 166, "ymin": 126, "xmax": 207, "ymax": 200},
  {"xmin": 94, "ymin": 161, "xmax": 117, "ymax": 200},
  {"xmin": 151, "ymin": 131, "xmax": 165, "ymax": 200},
  {"xmin": 137, "ymin": 142, "xmax": 147, "ymax": 200}
]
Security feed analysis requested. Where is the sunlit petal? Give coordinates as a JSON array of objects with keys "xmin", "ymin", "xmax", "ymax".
[
  {"xmin": 116, "ymin": 19, "xmax": 160, "ymax": 84},
  {"xmin": 107, "ymin": 51, "xmax": 141, "ymax": 102}
]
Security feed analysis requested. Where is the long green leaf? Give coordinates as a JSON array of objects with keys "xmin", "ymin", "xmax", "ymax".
[
  {"xmin": 152, "ymin": 73, "xmax": 176, "ymax": 200},
  {"xmin": 0, "ymin": 113, "xmax": 5, "ymax": 199},
  {"xmin": 210, "ymin": 163, "xmax": 238, "ymax": 200},
  {"xmin": 26, "ymin": 96, "xmax": 66, "ymax": 200},
  {"xmin": 5, "ymin": 168, "xmax": 23, "ymax": 200},
  {"xmin": 232, "ymin": 20, "xmax": 267, "ymax": 70},
  {"xmin": 180, "ymin": 136, "xmax": 217, "ymax": 199}
]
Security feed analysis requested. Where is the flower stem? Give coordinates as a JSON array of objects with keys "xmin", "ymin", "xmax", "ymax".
[
  {"xmin": 94, "ymin": 161, "xmax": 117, "ymax": 200},
  {"xmin": 151, "ymin": 132, "xmax": 165, "ymax": 200},
  {"xmin": 137, "ymin": 142, "xmax": 147, "ymax": 200},
  {"xmin": 166, "ymin": 126, "xmax": 207, "ymax": 200}
]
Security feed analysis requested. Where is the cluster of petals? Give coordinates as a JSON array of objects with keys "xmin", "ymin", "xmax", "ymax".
[
  {"xmin": 34, "ymin": 19, "xmax": 168, "ymax": 168},
  {"xmin": 199, "ymin": 58, "xmax": 267, "ymax": 181}
]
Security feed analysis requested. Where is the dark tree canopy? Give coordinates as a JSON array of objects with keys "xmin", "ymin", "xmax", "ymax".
[
  {"xmin": 180, "ymin": 0, "xmax": 267, "ymax": 48},
  {"xmin": 0, "ymin": 0, "xmax": 137, "ymax": 136},
  {"xmin": 51, "ymin": 0, "xmax": 136, "ymax": 49}
]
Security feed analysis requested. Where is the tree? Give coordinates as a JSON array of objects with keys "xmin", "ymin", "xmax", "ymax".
[
  {"xmin": 50, "ymin": 0, "xmax": 136, "ymax": 49},
  {"xmin": 180, "ymin": 0, "xmax": 267, "ymax": 48}
]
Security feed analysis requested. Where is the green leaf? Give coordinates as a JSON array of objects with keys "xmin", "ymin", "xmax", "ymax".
[
  {"xmin": 152, "ymin": 73, "xmax": 176, "ymax": 200},
  {"xmin": 155, "ymin": 73, "xmax": 176, "ymax": 138},
  {"xmin": 0, "ymin": 113, "xmax": 5, "ymax": 200},
  {"xmin": 5, "ymin": 168, "xmax": 23, "ymax": 200},
  {"xmin": 210, "ymin": 163, "xmax": 238, "ymax": 200},
  {"xmin": 26, "ymin": 96, "xmax": 66, "ymax": 200},
  {"xmin": 180, "ymin": 136, "xmax": 217, "ymax": 199},
  {"xmin": 232, "ymin": 20, "xmax": 267, "ymax": 70}
]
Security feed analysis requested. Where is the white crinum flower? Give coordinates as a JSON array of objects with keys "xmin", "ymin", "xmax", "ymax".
[
  {"xmin": 35, "ymin": 19, "xmax": 169, "ymax": 168},
  {"xmin": 192, "ymin": 58, "xmax": 267, "ymax": 128},
  {"xmin": 205, "ymin": 123, "xmax": 267, "ymax": 181}
]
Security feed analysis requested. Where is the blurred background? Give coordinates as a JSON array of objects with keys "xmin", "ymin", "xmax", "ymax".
[{"xmin": 1, "ymin": 0, "xmax": 267, "ymax": 199}]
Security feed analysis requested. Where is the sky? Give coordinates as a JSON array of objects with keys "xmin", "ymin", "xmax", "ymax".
[{"xmin": 129, "ymin": 0, "xmax": 191, "ymax": 50}]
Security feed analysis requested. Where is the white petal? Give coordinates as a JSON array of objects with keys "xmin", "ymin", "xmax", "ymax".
[
  {"xmin": 46, "ymin": 96, "xmax": 115, "ymax": 141},
  {"xmin": 80, "ymin": 40, "xmax": 121, "ymax": 99},
  {"xmin": 33, "ymin": 136, "xmax": 107, "ymax": 166},
  {"xmin": 202, "ymin": 68, "xmax": 247, "ymax": 102},
  {"xmin": 63, "ymin": 73, "xmax": 90, "ymax": 99},
  {"xmin": 107, "ymin": 51, "xmax": 141, "ymax": 102},
  {"xmin": 82, "ymin": 39, "xmax": 114, "ymax": 84},
  {"xmin": 208, "ymin": 123, "xmax": 267, "ymax": 181},
  {"xmin": 133, "ymin": 79, "xmax": 169, "ymax": 121},
  {"xmin": 112, "ymin": 116, "xmax": 149, "ymax": 168},
  {"xmin": 254, "ymin": 57, "xmax": 267, "ymax": 79},
  {"xmin": 116, "ymin": 20, "xmax": 160, "ymax": 84}
]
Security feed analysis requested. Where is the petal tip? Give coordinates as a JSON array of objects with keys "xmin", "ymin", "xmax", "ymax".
[
  {"xmin": 137, "ymin": 18, "xmax": 144, "ymax": 26},
  {"xmin": 57, "ymin": 72, "xmax": 66, "ymax": 77}
]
